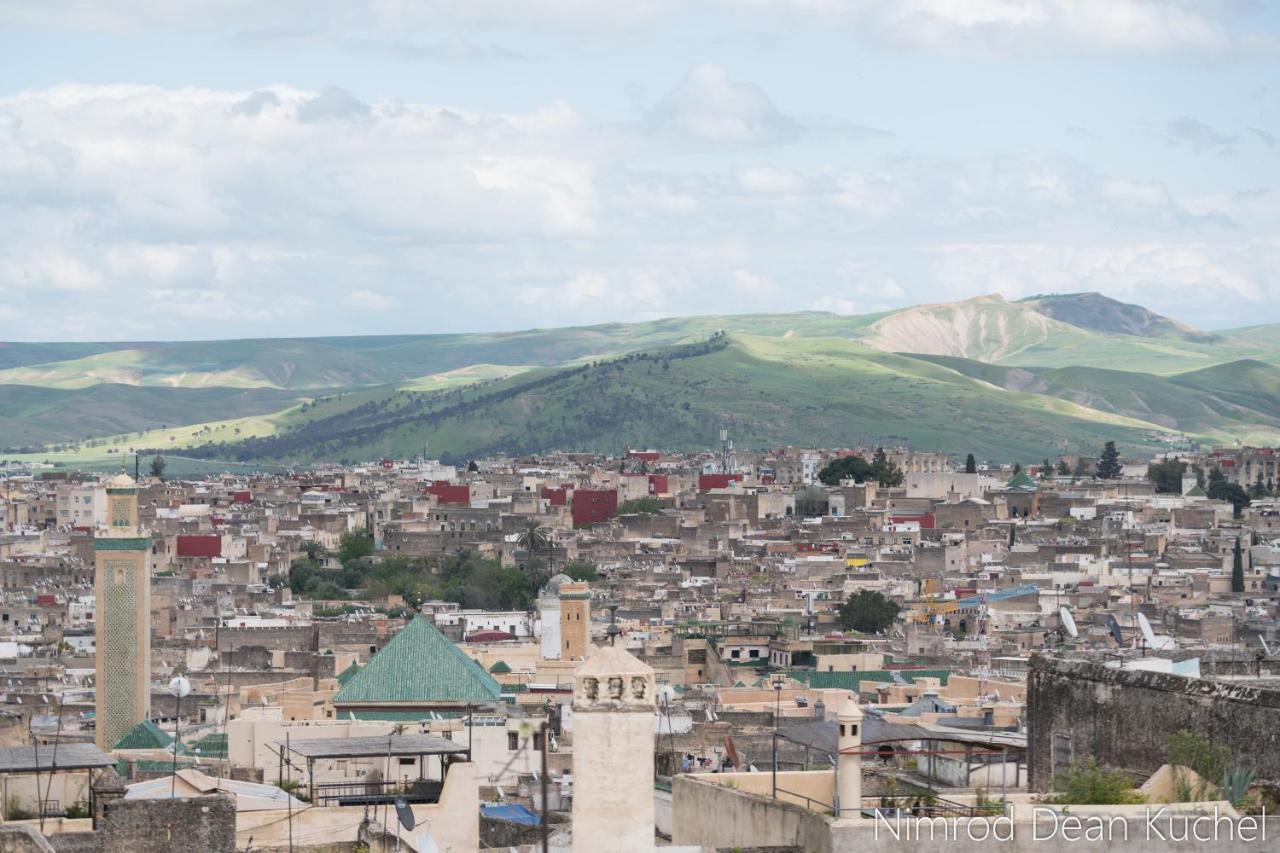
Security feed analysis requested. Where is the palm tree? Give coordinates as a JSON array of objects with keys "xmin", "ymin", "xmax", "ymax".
[{"xmin": 517, "ymin": 520, "xmax": 551, "ymax": 569}]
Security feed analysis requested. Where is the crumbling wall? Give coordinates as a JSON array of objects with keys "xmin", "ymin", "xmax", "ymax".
[
  {"xmin": 1027, "ymin": 655, "xmax": 1280, "ymax": 791},
  {"xmin": 98, "ymin": 794, "xmax": 236, "ymax": 853}
]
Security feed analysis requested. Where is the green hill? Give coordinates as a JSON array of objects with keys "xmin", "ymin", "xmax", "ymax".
[
  {"xmin": 166, "ymin": 334, "xmax": 1188, "ymax": 464},
  {"xmin": 0, "ymin": 384, "xmax": 304, "ymax": 449},
  {"xmin": 3, "ymin": 292, "xmax": 1280, "ymax": 465}
]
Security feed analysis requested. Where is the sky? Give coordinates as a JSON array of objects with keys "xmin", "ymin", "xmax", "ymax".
[{"xmin": 0, "ymin": 1, "xmax": 1278, "ymax": 341}]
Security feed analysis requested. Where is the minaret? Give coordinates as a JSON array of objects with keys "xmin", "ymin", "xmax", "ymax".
[
  {"xmin": 559, "ymin": 581, "xmax": 590, "ymax": 661},
  {"xmin": 837, "ymin": 691, "xmax": 863, "ymax": 817},
  {"xmin": 571, "ymin": 645, "xmax": 656, "ymax": 853},
  {"xmin": 94, "ymin": 473, "xmax": 152, "ymax": 750}
]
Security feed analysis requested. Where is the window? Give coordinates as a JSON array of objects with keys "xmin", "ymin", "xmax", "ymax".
[
  {"xmin": 508, "ymin": 732, "xmax": 519, "ymax": 751},
  {"xmin": 533, "ymin": 732, "xmax": 545, "ymax": 751},
  {"xmin": 399, "ymin": 758, "xmax": 416, "ymax": 767}
]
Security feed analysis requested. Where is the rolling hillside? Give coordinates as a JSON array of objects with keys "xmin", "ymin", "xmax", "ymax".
[
  {"xmin": 167, "ymin": 335, "xmax": 1183, "ymax": 463},
  {"xmin": 3, "ymin": 292, "xmax": 1280, "ymax": 466}
]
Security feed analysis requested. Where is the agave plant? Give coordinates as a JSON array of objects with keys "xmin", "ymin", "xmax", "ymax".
[{"xmin": 1222, "ymin": 766, "xmax": 1255, "ymax": 808}]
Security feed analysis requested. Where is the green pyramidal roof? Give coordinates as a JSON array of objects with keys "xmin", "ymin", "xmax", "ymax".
[
  {"xmin": 1005, "ymin": 471, "xmax": 1037, "ymax": 491},
  {"xmin": 334, "ymin": 615, "xmax": 502, "ymax": 706},
  {"xmin": 489, "ymin": 660, "xmax": 512, "ymax": 674},
  {"xmin": 336, "ymin": 660, "xmax": 362, "ymax": 686},
  {"xmin": 115, "ymin": 719, "xmax": 186, "ymax": 753}
]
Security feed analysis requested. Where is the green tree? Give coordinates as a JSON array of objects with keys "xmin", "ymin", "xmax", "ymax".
[
  {"xmin": 466, "ymin": 460, "xmax": 479, "ymax": 473},
  {"xmin": 1148, "ymin": 457, "xmax": 1188, "ymax": 494},
  {"xmin": 1012, "ymin": 462, "xmax": 1022, "ymax": 475},
  {"xmin": 794, "ymin": 485, "xmax": 829, "ymax": 518},
  {"xmin": 517, "ymin": 520, "xmax": 551, "ymax": 564},
  {"xmin": 338, "ymin": 532, "xmax": 375, "ymax": 564},
  {"xmin": 1097, "ymin": 441, "xmax": 1123, "ymax": 479},
  {"xmin": 149, "ymin": 454, "xmax": 166, "ymax": 480},
  {"xmin": 1250, "ymin": 472, "xmax": 1267, "ymax": 499},
  {"xmin": 1232, "ymin": 536, "xmax": 1245, "ymax": 593},
  {"xmin": 1056, "ymin": 459, "xmax": 1071, "ymax": 476},
  {"xmin": 1207, "ymin": 468, "xmax": 1251, "ymax": 518},
  {"xmin": 964, "ymin": 453, "xmax": 977, "ymax": 474},
  {"xmin": 871, "ymin": 447, "xmax": 904, "ymax": 487},
  {"xmin": 563, "ymin": 560, "xmax": 598, "ymax": 582},
  {"xmin": 1040, "ymin": 459, "xmax": 1052, "ymax": 480},
  {"xmin": 837, "ymin": 590, "xmax": 901, "ymax": 634},
  {"xmin": 818, "ymin": 455, "xmax": 875, "ymax": 485}
]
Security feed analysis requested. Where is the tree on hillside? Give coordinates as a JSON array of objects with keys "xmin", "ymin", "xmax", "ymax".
[
  {"xmin": 838, "ymin": 590, "xmax": 901, "ymax": 634},
  {"xmin": 149, "ymin": 455, "xmax": 166, "ymax": 480},
  {"xmin": 338, "ymin": 532, "xmax": 374, "ymax": 564},
  {"xmin": 1232, "ymin": 536, "xmax": 1245, "ymax": 593},
  {"xmin": 1148, "ymin": 458, "xmax": 1188, "ymax": 494},
  {"xmin": 1097, "ymin": 441, "xmax": 1123, "ymax": 479},
  {"xmin": 964, "ymin": 454, "xmax": 977, "ymax": 474}
]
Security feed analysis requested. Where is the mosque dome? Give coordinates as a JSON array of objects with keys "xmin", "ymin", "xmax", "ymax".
[
  {"xmin": 542, "ymin": 573, "xmax": 573, "ymax": 596},
  {"xmin": 107, "ymin": 473, "xmax": 137, "ymax": 489}
]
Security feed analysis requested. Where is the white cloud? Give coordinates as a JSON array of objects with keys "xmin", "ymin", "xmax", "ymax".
[
  {"xmin": 346, "ymin": 288, "xmax": 396, "ymax": 310},
  {"xmin": 0, "ymin": 250, "xmax": 102, "ymax": 291},
  {"xmin": 0, "ymin": 83, "xmax": 1276, "ymax": 338},
  {"xmin": 646, "ymin": 64, "xmax": 799, "ymax": 144},
  {"xmin": 2, "ymin": 1, "xmax": 1268, "ymax": 56}
]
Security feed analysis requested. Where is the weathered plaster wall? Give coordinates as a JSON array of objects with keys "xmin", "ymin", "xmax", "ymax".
[
  {"xmin": 671, "ymin": 775, "xmax": 834, "ymax": 853},
  {"xmin": 1027, "ymin": 655, "xmax": 1280, "ymax": 791}
]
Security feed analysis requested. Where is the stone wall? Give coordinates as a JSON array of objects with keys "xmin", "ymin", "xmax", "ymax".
[
  {"xmin": 98, "ymin": 794, "xmax": 236, "ymax": 853},
  {"xmin": 672, "ymin": 775, "xmax": 834, "ymax": 853},
  {"xmin": 1027, "ymin": 655, "xmax": 1280, "ymax": 791}
]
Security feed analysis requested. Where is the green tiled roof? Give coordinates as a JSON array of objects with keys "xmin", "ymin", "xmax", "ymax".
[
  {"xmin": 336, "ymin": 661, "xmax": 363, "ymax": 686},
  {"xmin": 333, "ymin": 615, "xmax": 502, "ymax": 706},
  {"xmin": 489, "ymin": 660, "xmax": 512, "ymax": 674},
  {"xmin": 190, "ymin": 733, "xmax": 228, "ymax": 758},
  {"xmin": 1005, "ymin": 471, "xmax": 1037, "ymax": 491},
  {"xmin": 788, "ymin": 669, "xmax": 951, "ymax": 690},
  {"xmin": 114, "ymin": 720, "xmax": 186, "ymax": 753}
]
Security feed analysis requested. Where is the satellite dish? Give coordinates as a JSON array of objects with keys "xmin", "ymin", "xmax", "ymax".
[
  {"xmin": 1105, "ymin": 614, "xmax": 1124, "ymax": 646},
  {"xmin": 1137, "ymin": 613, "xmax": 1175, "ymax": 650},
  {"xmin": 168, "ymin": 676, "xmax": 191, "ymax": 698},
  {"xmin": 394, "ymin": 796, "xmax": 416, "ymax": 831},
  {"xmin": 1059, "ymin": 606, "xmax": 1079, "ymax": 639}
]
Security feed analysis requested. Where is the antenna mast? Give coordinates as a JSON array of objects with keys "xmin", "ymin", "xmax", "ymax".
[{"xmin": 977, "ymin": 592, "xmax": 990, "ymax": 700}]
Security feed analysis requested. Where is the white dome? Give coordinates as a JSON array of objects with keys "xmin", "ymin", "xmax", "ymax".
[
  {"xmin": 107, "ymin": 473, "xmax": 136, "ymax": 488},
  {"xmin": 543, "ymin": 573, "xmax": 573, "ymax": 595}
]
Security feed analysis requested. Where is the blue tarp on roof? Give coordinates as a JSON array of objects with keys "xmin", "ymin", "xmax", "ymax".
[{"xmin": 481, "ymin": 803, "xmax": 541, "ymax": 825}]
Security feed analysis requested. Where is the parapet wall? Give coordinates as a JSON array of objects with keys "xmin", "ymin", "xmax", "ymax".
[{"xmin": 1027, "ymin": 655, "xmax": 1280, "ymax": 791}]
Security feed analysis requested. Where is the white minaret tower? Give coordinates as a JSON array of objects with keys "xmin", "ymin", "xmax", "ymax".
[
  {"xmin": 571, "ymin": 646, "xmax": 656, "ymax": 853},
  {"xmin": 837, "ymin": 691, "xmax": 864, "ymax": 817}
]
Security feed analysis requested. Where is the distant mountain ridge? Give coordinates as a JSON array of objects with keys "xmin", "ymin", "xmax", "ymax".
[{"xmin": 1, "ymin": 292, "xmax": 1277, "ymax": 465}]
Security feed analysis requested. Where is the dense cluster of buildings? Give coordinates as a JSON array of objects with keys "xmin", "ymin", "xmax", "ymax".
[{"xmin": 0, "ymin": 442, "xmax": 1278, "ymax": 851}]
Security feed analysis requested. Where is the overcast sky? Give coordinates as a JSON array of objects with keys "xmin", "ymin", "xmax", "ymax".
[{"xmin": 1, "ymin": 1, "xmax": 1278, "ymax": 341}]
